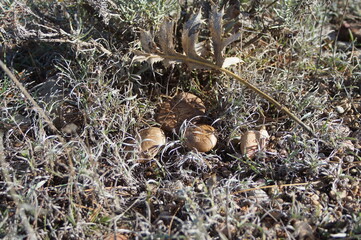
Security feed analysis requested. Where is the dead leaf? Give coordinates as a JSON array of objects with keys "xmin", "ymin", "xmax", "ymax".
[
  {"xmin": 140, "ymin": 30, "xmax": 158, "ymax": 53},
  {"xmin": 158, "ymin": 19, "xmax": 181, "ymax": 67},
  {"xmin": 182, "ymin": 11, "xmax": 203, "ymax": 59},
  {"xmin": 209, "ymin": 7, "xmax": 224, "ymax": 66},
  {"xmin": 222, "ymin": 57, "xmax": 243, "ymax": 68},
  {"xmin": 134, "ymin": 7, "xmax": 244, "ymax": 69},
  {"xmin": 181, "ymin": 11, "xmax": 208, "ymax": 68},
  {"xmin": 209, "ymin": 6, "xmax": 242, "ymax": 67},
  {"xmin": 158, "ymin": 19, "xmax": 177, "ymax": 55},
  {"xmin": 132, "ymin": 50, "xmax": 164, "ymax": 69}
]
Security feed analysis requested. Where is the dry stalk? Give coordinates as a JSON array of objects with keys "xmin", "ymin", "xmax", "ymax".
[
  {"xmin": 0, "ymin": 60, "xmax": 76, "ymax": 180},
  {"xmin": 232, "ymin": 182, "xmax": 316, "ymax": 195}
]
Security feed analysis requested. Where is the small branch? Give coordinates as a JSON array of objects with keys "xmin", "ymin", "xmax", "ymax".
[
  {"xmin": 38, "ymin": 38, "xmax": 112, "ymax": 56},
  {"xmin": 0, "ymin": 60, "xmax": 59, "ymax": 134},
  {"xmin": 0, "ymin": 59, "xmax": 76, "ymax": 176}
]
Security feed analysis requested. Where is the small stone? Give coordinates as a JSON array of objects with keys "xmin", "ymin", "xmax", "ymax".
[
  {"xmin": 345, "ymin": 196, "xmax": 353, "ymax": 202},
  {"xmin": 326, "ymin": 123, "xmax": 351, "ymax": 138},
  {"xmin": 61, "ymin": 123, "xmax": 78, "ymax": 134},
  {"xmin": 250, "ymin": 189, "xmax": 269, "ymax": 203},
  {"xmin": 218, "ymin": 223, "xmax": 236, "ymax": 238},
  {"xmin": 196, "ymin": 183, "xmax": 204, "ymax": 191},
  {"xmin": 221, "ymin": 168, "xmax": 232, "ymax": 177},
  {"xmin": 329, "ymin": 190, "xmax": 337, "ymax": 200},
  {"xmin": 312, "ymin": 199, "xmax": 321, "ymax": 207},
  {"xmin": 343, "ymin": 116, "xmax": 353, "ymax": 125},
  {"xmin": 331, "ymin": 156, "xmax": 341, "ymax": 162},
  {"xmin": 34, "ymin": 145, "xmax": 43, "ymax": 153},
  {"xmin": 104, "ymin": 233, "xmax": 128, "ymax": 240},
  {"xmin": 330, "ymin": 233, "xmax": 347, "ymax": 238},
  {"xmin": 269, "ymin": 210, "xmax": 284, "ymax": 219},
  {"xmin": 340, "ymin": 140, "xmax": 355, "ymax": 151},
  {"xmin": 280, "ymin": 149, "xmax": 288, "ymax": 157},
  {"xmin": 335, "ymin": 210, "xmax": 342, "ymax": 218},
  {"xmin": 335, "ymin": 106, "xmax": 345, "ymax": 114},
  {"xmin": 310, "ymin": 193, "xmax": 319, "ymax": 202},
  {"xmin": 344, "ymin": 155, "xmax": 354, "ymax": 163},
  {"xmin": 352, "ymin": 129, "xmax": 361, "ymax": 142},
  {"xmin": 339, "ymin": 190, "xmax": 347, "ymax": 199}
]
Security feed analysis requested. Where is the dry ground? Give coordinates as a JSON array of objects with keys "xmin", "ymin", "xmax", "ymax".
[{"xmin": 0, "ymin": 0, "xmax": 360, "ymax": 239}]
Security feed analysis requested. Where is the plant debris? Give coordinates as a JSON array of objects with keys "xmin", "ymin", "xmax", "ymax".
[
  {"xmin": 0, "ymin": 1, "xmax": 360, "ymax": 239},
  {"xmin": 134, "ymin": 5, "xmax": 316, "ymax": 136}
]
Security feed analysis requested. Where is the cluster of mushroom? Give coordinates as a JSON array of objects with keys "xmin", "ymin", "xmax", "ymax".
[
  {"xmin": 137, "ymin": 92, "xmax": 269, "ymax": 161},
  {"xmin": 137, "ymin": 92, "xmax": 217, "ymax": 160}
]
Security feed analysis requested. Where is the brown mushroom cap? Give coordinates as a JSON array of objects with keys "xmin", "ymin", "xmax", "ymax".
[
  {"xmin": 156, "ymin": 92, "xmax": 206, "ymax": 131},
  {"xmin": 138, "ymin": 127, "xmax": 166, "ymax": 159},
  {"xmin": 184, "ymin": 124, "xmax": 217, "ymax": 152},
  {"xmin": 240, "ymin": 128, "xmax": 269, "ymax": 158},
  {"xmin": 104, "ymin": 233, "xmax": 128, "ymax": 240}
]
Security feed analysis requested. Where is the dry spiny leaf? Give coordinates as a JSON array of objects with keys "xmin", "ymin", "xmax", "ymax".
[
  {"xmin": 209, "ymin": 6, "xmax": 242, "ymax": 67},
  {"xmin": 135, "ymin": 7, "xmax": 241, "ymax": 69},
  {"xmin": 181, "ymin": 10, "xmax": 208, "ymax": 68},
  {"xmin": 133, "ymin": 6, "xmax": 315, "ymax": 136},
  {"xmin": 133, "ymin": 30, "xmax": 163, "ymax": 68},
  {"xmin": 158, "ymin": 18, "xmax": 183, "ymax": 67}
]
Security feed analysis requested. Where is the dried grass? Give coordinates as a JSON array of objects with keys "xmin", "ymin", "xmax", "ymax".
[{"xmin": 0, "ymin": 0, "xmax": 360, "ymax": 239}]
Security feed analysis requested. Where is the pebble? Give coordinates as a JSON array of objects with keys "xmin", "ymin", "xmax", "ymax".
[
  {"xmin": 345, "ymin": 196, "xmax": 353, "ymax": 202},
  {"xmin": 335, "ymin": 106, "xmax": 345, "ymax": 114},
  {"xmin": 344, "ymin": 155, "xmax": 355, "ymax": 163},
  {"xmin": 61, "ymin": 123, "xmax": 78, "ymax": 134},
  {"xmin": 310, "ymin": 193, "xmax": 319, "ymax": 201},
  {"xmin": 350, "ymin": 169, "xmax": 358, "ymax": 174},
  {"xmin": 331, "ymin": 156, "xmax": 341, "ymax": 162},
  {"xmin": 329, "ymin": 190, "xmax": 337, "ymax": 200},
  {"xmin": 339, "ymin": 190, "xmax": 347, "ymax": 199},
  {"xmin": 340, "ymin": 140, "xmax": 355, "ymax": 151}
]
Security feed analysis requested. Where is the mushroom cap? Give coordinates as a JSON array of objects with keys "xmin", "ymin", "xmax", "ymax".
[
  {"xmin": 156, "ymin": 92, "xmax": 206, "ymax": 131},
  {"xmin": 240, "ymin": 129, "xmax": 269, "ymax": 158},
  {"xmin": 184, "ymin": 124, "xmax": 217, "ymax": 152},
  {"xmin": 138, "ymin": 127, "xmax": 166, "ymax": 159},
  {"xmin": 104, "ymin": 233, "xmax": 128, "ymax": 240}
]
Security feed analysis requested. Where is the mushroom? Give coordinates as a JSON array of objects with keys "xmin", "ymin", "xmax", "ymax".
[
  {"xmin": 104, "ymin": 233, "xmax": 128, "ymax": 240},
  {"xmin": 138, "ymin": 127, "xmax": 166, "ymax": 160},
  {"xmin": 240, "ymin": 127, "xmax": 269, "ymax": 158},
  {"xmin": 156, "ymin": 92, "xmax": 206, "ymax": 131},
  {"xmin": 184, "ymin": 124, "xmax": 217, "ymax": 152}
]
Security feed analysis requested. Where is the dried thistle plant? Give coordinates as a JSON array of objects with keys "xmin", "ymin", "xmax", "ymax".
[{"xmin": 134, "ymin": 6, "xmax": 315, "ymax": 136}]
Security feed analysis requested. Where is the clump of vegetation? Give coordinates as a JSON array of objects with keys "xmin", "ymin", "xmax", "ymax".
[{"xmin": 0, "ymin": 0, "xmax": 360, "ymax": 239}]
